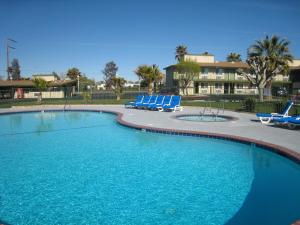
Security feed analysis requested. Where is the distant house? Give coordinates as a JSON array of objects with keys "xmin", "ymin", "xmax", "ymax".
[
  {"xmin": 32, "ymin": 73, "xmax": 60, "ymax": 82},
  {"xmin": 124, "ymin": 81, "xmax": 140, "ymax": 88},
  {"xmin": 96, "ymin": 80, "xmax": 140, "ymax": 90},
  {"xmin": 96, "ymin": 81, "xmax": 106, "ymax": 90},
  {"xmin": 0, "ymin": 79, "xmax": 76, "ymax": 99},
  {"xmin": 164, "ymin": 53, "xmax": 300, "ymax": 96}
]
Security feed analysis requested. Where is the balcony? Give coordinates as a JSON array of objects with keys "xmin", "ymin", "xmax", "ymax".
[{"xmin": 216, "ymin": 75, "xmax": 223, "ymax": 80}]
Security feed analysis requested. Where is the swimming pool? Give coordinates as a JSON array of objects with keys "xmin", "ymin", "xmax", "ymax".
[{"xmin": 0, "ymin": 111, "xmax": 299, "ymax": 225}]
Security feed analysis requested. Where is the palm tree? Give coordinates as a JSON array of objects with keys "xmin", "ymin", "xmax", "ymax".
[
  {"xmin": 175, "ymin": 45, "xmax": 188, "ymax": 62},
  {"xmin": 248, "ymin": 35, "xmax": 293, "ymax": 74},
  {"xmin": 238, "ymin": 35, "xmax": 293, "ymax": 102},
  {"xmin": 250, "ymin": 35, "xmax": 293, "ymax": 100},
  {"xmin": 152, "ymin": 64, "xmax": 163, "ymax": 93},
  {"xmin": 226, "ymin": 53, "xmax": 242, "ymax": 62},
  {"xmin": 134, "ymin": 65, "xmax": 163, "ymax": 94}
]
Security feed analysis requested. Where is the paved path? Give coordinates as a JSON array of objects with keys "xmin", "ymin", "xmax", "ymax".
[{"xmin": 1, "ymin": 104, "xmax": 299, "ymax": 155}]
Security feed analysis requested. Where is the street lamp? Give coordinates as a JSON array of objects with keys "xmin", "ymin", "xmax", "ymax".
[
  {"xmin": 77, "ymin": 74, "xmax": 80, "ymax": 92},
  {"xmin": 6, "ymin": 38, "xmax": 17, "ymax": 80}
]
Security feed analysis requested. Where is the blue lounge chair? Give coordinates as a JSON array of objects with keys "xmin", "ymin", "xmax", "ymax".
[
  {"xmin": 148, "ymin": 95, "xmax": 165, "ymax": 110},
  {"xmin": 162, "ymin": 95, "xmax": 183, "ymax": 112},
  {"xmin": 274, "ymin": 116, "xmax": 300, "ymax": 129},
  {"xmin": 256, "ymin": 101, "xmax": 294, "ymax": 124},
  {"xmin": 156, "ymin": 95, "xmax": 172, "ymax": 112},
  {"xmin": 141, "ymin": 95, "xmax": 157, "ymax": 108},
  {"xmin": 125, "ymin": 95, "xmax": 144, "ymax": 108},
  {"xmin": 135, "ymin": 95, "xmax": 151, "ymax": 108},
  {"xmin": 287, "ymin": 117, "xmax": 300, "ymax": 129}
]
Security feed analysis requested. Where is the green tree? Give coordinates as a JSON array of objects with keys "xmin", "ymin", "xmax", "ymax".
[
  {"xmin": 32, "ymin": 78, "xmax": 48, "ymax": 102},
  {"xmin": 66, "ymin": 67, "xmax": 81, "ymax": 80},
  {"xmin": 79, "ymin": 75, "xmax": 95, "ymax": 91},
  {"xmin": 175, "ymin": 45, "xmax": 188, "ymax": 62},
  {"xmin": 11, "ymin": 58, "xmax": 21, "ymax": 80},
  {"xmin": 175, "ymin": 60, "xmax": 200, "ymax": 95},
  {"xmin": 238, "ymin": 35, "xmax": 293, "ymax": 102},
  {"xmin": 102, "ymin": 61, "xmax": 118, "ymax": 89},
  {"xmin": 226, "ymin": 53, "xmax": 242, "ymax": 62},
  {"xmin": 112, "ymin": 76, "xmax": 126, "ymax": 100},
  {"xmin": 135, "ymin": 64, "xmax": 163, "ymax": 95}
]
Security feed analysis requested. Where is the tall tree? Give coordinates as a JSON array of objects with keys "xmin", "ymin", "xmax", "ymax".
[
  {"xmin": 152, "ymin": 64, "xmax": 163, "ymax": 93},
  {"xmin": 175, "ymin": 45, "xmax": 188, "ymax": 62},
  {"xmin": 226, "ymin": 53, "xmax": 242, "ymax": 62},
  {"xmin": 66, "ymin": 67, "xmax": 81, "ymax": 80},
  {"xmin": 175, "ymin": 60, "xmax": 200, "ymax": 95},
  {"xmin": 134, "ymin": 64, "xmax": 163, "ymax": 94},
  {"xmin": 33, "ymin": 78, "xmax": 48, "ymax": 102},
  {"xmin": 248, "ymin": 35, "xmax": 293, "ymax": 75},
  {"xmin": 11, "ymin": 58, "xmax": 21, "ymax": 80},
  {"xmin": 102, "ymin": 61, "xmax": 118, "ymax": 89},
  {"xmin": 111, "ymin": 76, "xmax": 126, "ymax": 100},
  {"xmin": 238, "ymin": 35, "xmax": 293, "ymax": 102}
]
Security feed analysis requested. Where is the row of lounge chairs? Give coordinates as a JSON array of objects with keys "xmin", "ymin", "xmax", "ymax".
[
  {"xmin": 125, "ymin": 95, "xmax": 183, "ymax": 112},
  {"xmin": 256, "ymin": 100, "xmax": 300, "ymax": 128}
]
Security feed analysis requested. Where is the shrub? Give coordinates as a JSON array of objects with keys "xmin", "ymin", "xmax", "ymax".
[
  {"xmin": 244, "ymin": 98, "xmax": 256, "ymax": 112},
  {"xmin": 82, "ymin": 92, "xmax": 92, "ymax": 103}
]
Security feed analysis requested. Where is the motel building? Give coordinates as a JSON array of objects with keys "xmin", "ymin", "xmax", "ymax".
[
  {"xmin": 164, "ymin": 54, "xmax": 300, "ymax": 96},
  {"xmin": 0, "ymin": 74, "xmax": 76, "ymax": 99}
]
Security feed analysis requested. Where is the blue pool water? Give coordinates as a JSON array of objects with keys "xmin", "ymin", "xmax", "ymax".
[{"xmin": 0, "ymin": 111, "xmax": 299, "ymax": 225}]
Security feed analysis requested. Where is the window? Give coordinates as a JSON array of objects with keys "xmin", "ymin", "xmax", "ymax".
[
  {"xmin": 201, "ymin": 68, "xmax": 209, "ymax": 79},
  {"xmin": 236, "ymin": 84, "xmax": 243, "ymax": 89},
  {"xmin": 200, "ymin": 83, "xmax": 208, "ymax": 89},
  {"xmin": 216, "ymin": 68, "xmax": 223, "ymax": 79},
  {"xmin": 202, "ymin": 68, "xmax": 209, "ymax": 74},
  {"xmin": 215, "ymin": 83, "xmax": 222, "ymax": 89},
  {"xmin": 216, "ymin": 68, "xmax": 223, "ymax": 74}
]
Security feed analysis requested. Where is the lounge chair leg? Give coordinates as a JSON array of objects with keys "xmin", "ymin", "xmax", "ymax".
[
  {"xmin": 260, "ymin": 117, "xmax": 271, "ymax": 124},
  {"xmin": 288, "ymin": 123, "xmax": 296, "ymax": 129}
]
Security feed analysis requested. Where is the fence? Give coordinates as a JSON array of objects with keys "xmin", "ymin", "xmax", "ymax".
[{"xmin": 1, "ymin": 87, "xmax": 299, "ymax": 115}]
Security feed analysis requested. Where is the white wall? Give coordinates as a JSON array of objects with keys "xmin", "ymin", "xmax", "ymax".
[{"xmin": 15, "ymin": 91, "xmax": 65, "ymax": 99}]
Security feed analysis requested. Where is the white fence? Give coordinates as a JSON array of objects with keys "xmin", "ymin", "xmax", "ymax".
[{"xmin": 14, "ymin": 91, "xmax": 65, "ymax": 99}]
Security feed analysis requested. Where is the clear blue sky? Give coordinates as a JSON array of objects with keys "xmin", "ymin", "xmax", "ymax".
[{"xmin": 0, "ymin": 0, "xmax": 299, "ymax": 81}]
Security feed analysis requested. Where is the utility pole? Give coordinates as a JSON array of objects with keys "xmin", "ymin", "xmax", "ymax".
[{"xmin": 6, "ymin": 38, "xmax": 17, "ymax": 80}]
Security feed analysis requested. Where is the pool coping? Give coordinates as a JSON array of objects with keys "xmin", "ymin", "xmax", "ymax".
[
  {"xmin": 173, "ymin": 114, "xmax": 239, "ymax": 122},
  {"xmin": 1, "ymin": 108, "xmax": 299, "ymax": 165}
]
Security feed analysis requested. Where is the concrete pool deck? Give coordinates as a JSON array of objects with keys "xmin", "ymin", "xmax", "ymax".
[{"xmin": 1, "ymin": 104, "xmax": 300, "ymax": 162}]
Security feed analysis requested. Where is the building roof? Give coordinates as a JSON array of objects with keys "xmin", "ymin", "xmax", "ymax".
[
  {"xmin": 185, "ymin": 53, "xmax": 214, "ymax": 56},
  {"xmin": 32, "ymin": 74, "xmax": 60, "ymax": 79},
  {"xmin": 32, "ymin": 74, "xmax": 58, "ymax": 77},
  {"xmin": 0, "ymin": 80, "xmax": 76, "ymax": 88},
  {"xmin": 164, "ymin": 61, "xmax": 248, "ymax": 70},
  {"xmin": 291, "ymin": 66, "xmax": 300, "ymax": 71},
  {"xmin": 198, "ymin": 61, "xmax": 248, "ymax": 68}
]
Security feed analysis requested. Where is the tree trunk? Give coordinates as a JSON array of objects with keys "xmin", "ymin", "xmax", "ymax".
[
  {"xmin": 148, "ymin": 82, "xmax": 153, "ymax": 95},
  {"xmin": 37, "ymin": 92, "xmax": 42, "ymax": 103},
  {"xmin": 266, "ymin": 81, "xmax": 272, "ymax": 101},
  {"xmin": 258, "ymin": 87, "xmax": 264, "ymax": 102},
  {"xmin": 185, "ymin": 87, "xmax": 189, "ymax": 96},
  {"xmin": 116, "ymin": 95, "xmax": 120, "ymax": 101}
]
